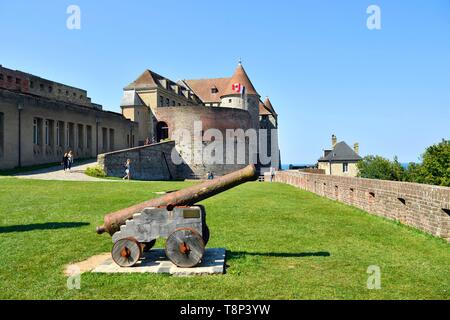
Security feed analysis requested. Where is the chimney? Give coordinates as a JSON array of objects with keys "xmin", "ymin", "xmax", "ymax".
[
  {"xmin": 354, "ymin": 143, "xmax": 359, "ymax": 154},
  {"xmin": 332, "ymin": 134, "xmax": 337, "ymax": 148}
]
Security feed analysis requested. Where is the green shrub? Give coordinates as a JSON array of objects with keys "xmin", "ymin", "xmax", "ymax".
[{"xmin": 85, "ymin": 166, "xmax": 107, "ymax": 178}]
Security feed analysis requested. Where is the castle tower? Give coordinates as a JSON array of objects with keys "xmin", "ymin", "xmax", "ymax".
[{"xmin": 220, "ymin": 62, "xmax": 260, "ymax": 130}]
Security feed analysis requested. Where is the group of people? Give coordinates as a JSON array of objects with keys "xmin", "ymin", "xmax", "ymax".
[
  {"xmin": 144, "ymin": 137, "xmax": 156, "ymax": 145},
  {"xmin": 62, "ymin": 151, "xmax": 74, "ymax": 172}
]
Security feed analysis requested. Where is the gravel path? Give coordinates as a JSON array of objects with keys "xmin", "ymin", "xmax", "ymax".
[{"xmin": 13, "ymin": 160, "xmax": 108, "ymax": 181}]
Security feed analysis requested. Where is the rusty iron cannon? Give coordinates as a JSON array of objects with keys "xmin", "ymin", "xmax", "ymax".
[{"xmin": 96, "ymin": 164, "xmax": 257, "ymax": 268}]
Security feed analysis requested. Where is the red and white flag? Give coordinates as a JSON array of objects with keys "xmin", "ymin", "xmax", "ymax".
[{"xmin": 232, "ymin": 83, "xmax": 245, "ymax": 94}]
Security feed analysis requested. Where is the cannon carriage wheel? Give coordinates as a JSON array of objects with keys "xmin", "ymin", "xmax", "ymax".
[
  {"xmin": 111, "ymin": 237, "xmax": 142, "ymax": 267},
  {"xmin": 165, "ymin": 228, "xmax": 205, "ymax": 268},
  {"xmin": 202, "ymin": 224, "xmax": 210, "ymax": 246}
]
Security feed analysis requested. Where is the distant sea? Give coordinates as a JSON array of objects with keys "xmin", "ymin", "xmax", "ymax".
[{"xmin": 282, "ymin": 163, "xmax": 413, "ymax": 170}]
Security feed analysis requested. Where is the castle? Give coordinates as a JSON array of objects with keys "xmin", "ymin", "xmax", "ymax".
[
  {"xmin": 0, "ymin": 63, "xmax": 280, "ymax": 178},
  {"xmin": 120, "ymin": 62, "xmax": 280, "ymax": 178}
]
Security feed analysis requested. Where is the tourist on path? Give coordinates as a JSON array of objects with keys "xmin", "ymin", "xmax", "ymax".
[
  {"xmin": 67, "ymin": 151, "xmax": 74, "ymax": 171},
  {"xmin": 62, "ymin": 152, "xmax": 69, "ymax": 171},
  {"xmin": 123, "ymin": 159, "xmax": 132, "ymax": 180},
  {"xmin": 270, "ymin": 167, "xmax": 275, "ymax": 182}
]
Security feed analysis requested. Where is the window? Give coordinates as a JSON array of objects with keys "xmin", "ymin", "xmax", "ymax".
[
  {"xmin": 66, "ymin": 90, "xmax": 69, "ymax": 95},
  {"xmin": 33, "ymin": 118, "xmax": 42, "ymax": 145},
  {"xmin": 211, "ymin": 87, "xmax": 218, "ymax": 94},
  {"xmin": 86, "ymin": 125, "xmax": 92, "ymax": 149},
  {"xmin": 7, "ymin": 76, "xmax": 12, "ymax": 82},
  {"xmin": 102, "ymin": 127, "xmax": 108, "ymax": 152},
  {"xmin": 343, "ymin": 163, "xmax": 349, "ymax": 173},
  {"xmin": 166, "ymin": 98, "xmax": 170, "ymax": 106},
  {"xmin": 172, "ymin": 100, "xmax": 175, "ymax": 106},
  {"xmin": 45, "ymin": 120, "xmax": 50, "ymax": 145},
  {"xmin": 67, "ymin": 123, "xmax": 75, "ymax": 147},
  {"xmin": 16, "ymin": 78, "xmax": 21, "ymax": 85},
  {"xmin": 77, "ymin": 124, "xmax": 84, "ymax": 148},
  {"xmin": 159, "ymin": 95, "xmax": 164, "ymax": 107},
  {"xmin": 30, "ymin": 81, "xmax": 34, "ymax": 88},
  {"xmin": 48, "ymin": 86, "xmax": 53, "ymax": 93},
  {"xmin": 0, "ymin": 113, "xmax": 4, "ymax": 158},
  {"xmin": 109, "ymin": 129, "xmax": 115, "ymax": 151},
  {"xmin": 40, "ymin": 84, "xmax": 44, "ymax": 91},
  {"xmin": 178, "ymin": 103, "xmax": 181, "ymax": 106},
  {"xmin": 228, "ymin": 99, "xmax": 232, "ymax": 103},
  {"xmin": 56, "ymin": 122, "xmax": 61, "ymax": 147}
]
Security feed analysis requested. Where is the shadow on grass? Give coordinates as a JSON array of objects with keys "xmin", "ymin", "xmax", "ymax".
[
  {"xmin": 0, "ymin": 222, "xmax": 90, "ymax": 233},
  {"xmin": 227, "ymin": 251, "xmax": 331, "ymax": 258}
]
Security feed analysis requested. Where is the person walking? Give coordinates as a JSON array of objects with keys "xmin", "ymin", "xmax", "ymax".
[
  {"xmin": 123, "ymin": 159, "xmax": 132, "ymax": 180},
  {"xmin": 67, "ymin": 150, "xmax": 74, "ymax": 172},
  {"xmin": 62, "ymin": 152, "xmax": 69, "ymax": 171},
  {"xmin": 270, "ymin": 166, "xmax": 275, "ymax": 182}
]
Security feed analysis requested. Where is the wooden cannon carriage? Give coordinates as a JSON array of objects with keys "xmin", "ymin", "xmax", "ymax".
[{"xmin": 96, "ymin": 165, "xmax": 257, "ymax": 268}]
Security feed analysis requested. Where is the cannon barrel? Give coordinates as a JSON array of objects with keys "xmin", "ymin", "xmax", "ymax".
[{"xmin": 96, "ymin": 164, "xmax": 257, "ymax": 236}]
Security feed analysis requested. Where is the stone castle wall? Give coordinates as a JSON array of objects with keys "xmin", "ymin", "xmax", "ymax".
[
  {"xmin": 98, "ymin": 141, "xmax": 192, "ymax": 180},
  {"xmin": 155, "ymin": 106, "xmax": 255, "ymax": 178},
  {"xmin": 270, "ymin": 170, "xmax": 450, "ymax": 241}
]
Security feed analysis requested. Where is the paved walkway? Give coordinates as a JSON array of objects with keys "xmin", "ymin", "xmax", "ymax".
[{"xmin": 13, "ymin": 160, "xmax": 108, "ymax": 181}]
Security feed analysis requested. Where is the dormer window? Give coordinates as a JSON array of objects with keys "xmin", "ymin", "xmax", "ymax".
[{"xmin": 211, "ymin": 87, "xmax": 218, "ymax": 94}]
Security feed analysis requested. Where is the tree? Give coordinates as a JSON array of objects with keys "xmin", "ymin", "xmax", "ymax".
[
  {"xmin": 357, "ymin": 155, "xmax": 405, "ymax": 181},
  {"xmin": 418, "ymin": 139, "xmax": 450, "ymax": 187}
]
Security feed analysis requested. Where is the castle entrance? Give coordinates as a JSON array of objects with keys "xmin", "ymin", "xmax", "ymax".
[{"xmin": 156, "ymin": 121, "xmax": 169, "ymax": 142}]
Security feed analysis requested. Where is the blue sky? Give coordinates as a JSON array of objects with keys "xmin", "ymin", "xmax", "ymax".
[{"xmin": 1, "ymin": 0, "xmax": 449, "ymax": 164}]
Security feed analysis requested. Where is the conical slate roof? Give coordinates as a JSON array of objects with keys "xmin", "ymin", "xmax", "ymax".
[
  {"xmin": 263, "ymin": 97, "xmax": 277, "ymax": 116},
  {"xmin": 221, "ymin": 63, "xmax": 259, "ymax": 97}
]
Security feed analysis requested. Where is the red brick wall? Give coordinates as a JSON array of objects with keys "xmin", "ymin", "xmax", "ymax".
[{"xmin": 273, "ymin": 171, "xmax": 450, "ymax": 241}]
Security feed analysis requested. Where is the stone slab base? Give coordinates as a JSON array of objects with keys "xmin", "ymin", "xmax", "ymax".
[{"xmin": 91, "ymin": 248, "xmax": 226, "ymax": 276}]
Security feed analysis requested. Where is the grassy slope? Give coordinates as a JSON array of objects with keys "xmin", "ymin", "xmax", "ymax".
[{"xmin": 0, "ymin": 178, "xmax": 448, "ymax": 300}]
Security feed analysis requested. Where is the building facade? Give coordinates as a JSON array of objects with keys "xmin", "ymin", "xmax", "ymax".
[
  {"xmin": 318, "ymin": 135, "xmax": 361, "ymax": 177},
  {"xmin": 0, "ymin": 65, "xmax": 136, "ymax": 170},
  {"xmin": 120, "ymin": 63, "xmax": 280, "ymax": 177}
]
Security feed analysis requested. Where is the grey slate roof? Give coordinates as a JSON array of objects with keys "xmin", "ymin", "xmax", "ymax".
[{"xmin": 318, "ymin": 141, "xmax": 362, "ymax": 162}]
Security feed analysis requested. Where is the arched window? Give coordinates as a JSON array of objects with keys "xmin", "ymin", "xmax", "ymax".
[{"xmin": 156, "ymin": 122, "xmax": 169, "ymax": 142}]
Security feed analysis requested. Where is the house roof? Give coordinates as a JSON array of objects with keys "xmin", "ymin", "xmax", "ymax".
[
  {"xmin": 183, "ymin": 77, "xmax": 230, "ymax": 103},
  {"xmin": 318, "ymin": 141, "xmax": 362, "ymax": 162},
  {"xmin": 221, "ymin": 63, "xmax": 259, "ymax": 97},
  {"xmin": 259, "ymin": 100, "xmax": 272, "ymax": 115},
  {"xmin": 124, "ymin": 70, "xmax": 158, "ymax": 90},
  {"xmin": 263, "ymin": 97, "xmax": 277, "ymax": 116}
]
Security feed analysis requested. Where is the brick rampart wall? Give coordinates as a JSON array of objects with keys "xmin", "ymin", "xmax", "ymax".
[{"xmin": 271, "ymin": 171, "xmax": 450, "ymax": 241}]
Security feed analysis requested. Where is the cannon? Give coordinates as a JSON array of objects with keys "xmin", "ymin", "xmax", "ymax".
[{"xmin": 96, "ymin": 164, "xmax": 257, "ymax": 268}]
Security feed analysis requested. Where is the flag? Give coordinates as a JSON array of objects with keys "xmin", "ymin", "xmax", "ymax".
[{"xmin": 232, "ymin": 83, "xmax": 245, "ymax": 94}]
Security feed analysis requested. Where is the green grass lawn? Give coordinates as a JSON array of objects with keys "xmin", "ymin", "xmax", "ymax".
[{"xmin": 0, "ymin": 178, "xmax": 448, "ymax": 300}]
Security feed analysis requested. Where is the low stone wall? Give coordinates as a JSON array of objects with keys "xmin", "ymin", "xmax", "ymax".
[
  {"xmin": 271, "ymin": 171, "xmax": 450, "ymax": 241},
  {"xmin": 98, "ymin": 141, "xmax": 192, "ymax": 180}
]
